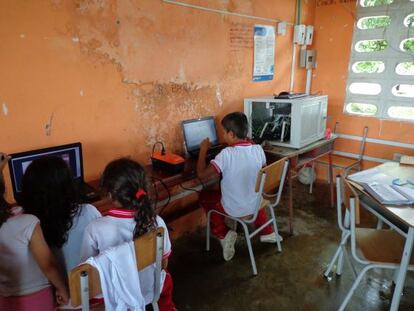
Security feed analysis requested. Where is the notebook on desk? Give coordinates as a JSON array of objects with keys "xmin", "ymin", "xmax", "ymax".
[
  {"xmin": 181, "ymin": 116, "xmax": 225, "ymax": 161},
  {"xmin": 8, "ymin": 142, "xmax": 99, "ymax": 204}
]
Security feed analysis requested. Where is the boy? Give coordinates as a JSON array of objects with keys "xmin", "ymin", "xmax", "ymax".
[{"xmin": 197, "ymin": 112, "xmax": 281, "ymax": 261}]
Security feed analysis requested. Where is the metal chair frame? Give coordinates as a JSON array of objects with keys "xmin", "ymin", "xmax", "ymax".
[
  {"xmin": 338, "ymin": 179, "xmax": 414, "ymax": 311},
  {"xmin": 206, "ymin": 158, "xmax": 289, "ymax": 275},
  {"xmin": 309, "ymin": 124, "xmax": 368, "ymax": 194},
  {"xmin": 323, "ymin": 176, "xmax": 357, "ymax": 279}
]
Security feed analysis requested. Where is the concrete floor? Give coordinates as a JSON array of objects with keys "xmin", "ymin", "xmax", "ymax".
[{"xmin": 168, "ymin": 182, "xmax": 414, "ymax": 311}]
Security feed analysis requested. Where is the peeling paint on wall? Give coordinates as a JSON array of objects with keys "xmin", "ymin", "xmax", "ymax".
[
  {"xmin": 132, "ymin": 81, "xmax": 216, "ymax": 151},
  {"xmin": 45, "ymin": 113, "xmax": 54, "ymax": 136},
  {"xmin": 216, "ymin": 84, "xmax": 223, "ymax": 106},
  {"xmin": 2, "ymin": 103, "xmax": 8, "ymax": 116}
]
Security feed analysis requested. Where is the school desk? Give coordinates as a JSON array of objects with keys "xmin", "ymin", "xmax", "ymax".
[
  {"xmin": 93, "ymin": 158, "xmax": 219, "ymax": 220},
  {"xmin": 263, "ymin": 135, "xmax": 337, "ymax": 235},
  {"xmin": 347, "ymin": 162, "xmax": 414, "ymax": 311}
]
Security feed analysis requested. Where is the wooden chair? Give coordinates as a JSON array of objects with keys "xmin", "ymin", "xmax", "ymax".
[
  {"xmin": 68, "ymin": 227, "xmax": 165, "ymax": 311},
  {"xmin": 309, "ymin": 124, "xmax": 368, "ymax": 194},
  {"xmin": 338, "ymin": 178, "xmax": 414, "ymax": 310},
  {"xmin": 206, "ymin": 157, "xmax": 289, "ymax": 275}
]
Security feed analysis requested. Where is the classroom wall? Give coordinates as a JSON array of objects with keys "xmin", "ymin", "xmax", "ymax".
[
  {"xmin": 0, "ymin": 0, "xmax": 316, "ymax": 202},
  {"xmin": 312, "ymin": 0, "xmax": 414, "ymax": 172}
]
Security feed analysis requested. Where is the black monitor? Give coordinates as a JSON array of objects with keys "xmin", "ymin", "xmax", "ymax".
[
  {"xmin": 182, "ymin": 116, "xmax": 219, "ymax": 152},
  {"xmin": 8, "ymin": 142, "xmax": 85, "ymax": 202}
]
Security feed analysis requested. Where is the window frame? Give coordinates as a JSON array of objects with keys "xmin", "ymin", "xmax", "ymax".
[{"xmin": 344, "ymin": 0, "xmax": 414, "ymax": 122}]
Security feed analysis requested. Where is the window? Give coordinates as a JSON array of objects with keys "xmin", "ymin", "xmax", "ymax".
[{"xmin": 344, "ymin": 0, "xmax": 414, "ymax": 121}]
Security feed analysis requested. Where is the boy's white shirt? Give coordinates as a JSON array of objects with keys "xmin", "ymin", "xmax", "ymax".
[
  {"xmin": 211, "ymin": 142, "xmax": 266, "ymax": 217},
  {"xmin": 80, "ymin": 214, "xmax": 171, "ymax": 304}
]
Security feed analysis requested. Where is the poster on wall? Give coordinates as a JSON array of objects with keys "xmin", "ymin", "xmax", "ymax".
[{"xmin": 253, "ymin": 25, "xmax": 275, "ymax": 82}]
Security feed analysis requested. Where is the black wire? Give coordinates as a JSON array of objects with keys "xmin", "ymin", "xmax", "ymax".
[
  {"xmin": 152, "ymin": 141, "xmax": 165, "ymax": 156},
  {"xmin": 151, "ymin": 176, "xmax": 171, "ymax": 216}
]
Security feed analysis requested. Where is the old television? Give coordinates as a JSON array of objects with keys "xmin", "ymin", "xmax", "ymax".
[{"xmin": 244, "ymin": 95, "xmax": 328, "ymax": 149}]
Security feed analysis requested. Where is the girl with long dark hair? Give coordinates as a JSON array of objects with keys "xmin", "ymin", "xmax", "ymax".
[
  {"xmin": 0, "ymin": 153, "xmax": 69, "ymax": 310},
  {"xmin": 80, "ymin": 158, "xmax": 176, "ymax": 311},
  {"xmin": 21, "ymin": 156, "xmax": 101, "ymax": 273}
]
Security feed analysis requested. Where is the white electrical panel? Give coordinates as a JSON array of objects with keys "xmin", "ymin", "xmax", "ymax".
[
  {"xmin": 305, "ymin": 25, "xmax": 314, "ymax": 45},
  {"xmin": 293, "ymin": 24, "xmax": 306, "ymax": 44},
  {"xmin": 277, "ymin": 21, "xmax": 286, "ymax": 36}
]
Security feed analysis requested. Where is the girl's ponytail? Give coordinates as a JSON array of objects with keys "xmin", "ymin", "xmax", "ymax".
[{"xmin": 101, "ymin": 158, "xmax": 157, "ymax": 239}]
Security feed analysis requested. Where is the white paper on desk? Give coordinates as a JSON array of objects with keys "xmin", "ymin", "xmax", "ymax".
[
  {"xmin": 393, "ymin": 185, "xmax": 414, "ymax": 201},
  {"xmin": 365, "ymin": 182, "xmax": 411, "ymax": 205},
  {"xmin": 348, "ymin": 169, "xmax": 394, "ymax": 185}
]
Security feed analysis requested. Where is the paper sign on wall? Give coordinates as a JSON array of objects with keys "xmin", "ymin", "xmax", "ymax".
[{"xmin": 253, "ymin": 25, "xmax": 275, "ymax": 82}]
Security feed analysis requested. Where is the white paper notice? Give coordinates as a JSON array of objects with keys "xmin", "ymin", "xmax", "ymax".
[{"xmin": 253, "ymin": 25, "xmax": 275, "ymax": 82}]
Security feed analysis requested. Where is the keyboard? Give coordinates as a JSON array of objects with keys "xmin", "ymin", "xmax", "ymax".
[{"xmin": 189, "ymin": 145, "xmax": 224, "ymax": 161}]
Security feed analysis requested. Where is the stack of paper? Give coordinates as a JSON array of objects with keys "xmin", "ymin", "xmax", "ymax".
[{"xmin": 364, "ymin": 182, "xmax": 414, "ymax": 205}]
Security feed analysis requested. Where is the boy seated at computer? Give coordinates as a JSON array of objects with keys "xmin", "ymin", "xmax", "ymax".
[{"xmin": 197, "ymin": 112, "xmax": 282, "ymax": 261}]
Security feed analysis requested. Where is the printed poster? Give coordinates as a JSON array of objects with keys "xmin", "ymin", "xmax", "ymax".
[{"xmin": 253, "ymin": 25, "xmax": 275, "ymax": 82}]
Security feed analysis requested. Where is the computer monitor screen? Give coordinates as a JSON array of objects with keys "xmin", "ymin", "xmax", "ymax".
[
  {"xmin": 182, "ymin": 116, "xmax": 218, "ymax": 152},
  {"xmin": 8, "ymin": 143, "xmax": 84, "ymax": 198}
]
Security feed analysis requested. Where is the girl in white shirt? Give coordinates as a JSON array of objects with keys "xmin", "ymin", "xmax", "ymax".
[
  {"xmin": 81, "ymin": 158, "xmax": 176, "ymax": 311},
  {"xmin": 0, "ymin": 153, "xmax": 69, "ymax": 310},
  {"xmin": 21, "ymin": 156, "xmax": 101, "ymax": 274}
]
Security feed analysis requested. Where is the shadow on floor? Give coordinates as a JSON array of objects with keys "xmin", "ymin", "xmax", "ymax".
[{"xmin": 168, "ymin": 181, "xmax": 414, "ymax": 311}]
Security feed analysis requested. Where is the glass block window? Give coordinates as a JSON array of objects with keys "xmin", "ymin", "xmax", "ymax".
[{"xmin": 344, "ymin": 0, "xmax": 414, "ymax": 121}]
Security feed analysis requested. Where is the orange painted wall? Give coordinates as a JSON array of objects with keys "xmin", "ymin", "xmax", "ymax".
[
  {"xmin": 312, "ymin": 0, "xmax": 414, "ymax": 171},
  {"xmin": 0, "ymin": 0, "xmax": 315, "ymax": 202}
]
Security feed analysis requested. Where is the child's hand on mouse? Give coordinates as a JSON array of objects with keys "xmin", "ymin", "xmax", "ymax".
[
  {"xmin": 0, "ymin": 153, "xmax": 10, "ymax": 171},
  {"xmin": 200, "ymin": 138, "xmax": 211, "ymax": 152}
]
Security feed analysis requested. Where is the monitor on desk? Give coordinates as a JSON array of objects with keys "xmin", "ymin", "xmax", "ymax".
[
  {"xmin": 182, "ymin": 116, "xmax": 219, "ymax": 152},
  {"xmin": 8, "ymin": 142, "xmax": 87, "ymax": 202}
]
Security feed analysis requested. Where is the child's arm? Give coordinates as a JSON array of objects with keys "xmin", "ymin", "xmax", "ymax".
[
  {"xmin": 0, "ymin": 153, "xmax": 10, "ymax": 177},
  {"xmin": 197, "ymin": 138, "xmax": 219, "ymax": 180},
  {"xmin": 29, "ymin": 223, "xmax": 69, "ymax": 305}
]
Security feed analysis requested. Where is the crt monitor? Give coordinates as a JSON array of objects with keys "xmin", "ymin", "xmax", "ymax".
[
  {"xmin": 182, "ymin": 116, "xmax": 219, "ymax": 152},
  {"xmin": 8, "ymin": 142, "xmax": 84, "ymax": 201}
]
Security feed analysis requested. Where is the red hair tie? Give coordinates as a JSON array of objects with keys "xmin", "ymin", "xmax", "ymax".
[{"xmin": 135, "ymin": 188, "xmax": 147, "ymax": 199}]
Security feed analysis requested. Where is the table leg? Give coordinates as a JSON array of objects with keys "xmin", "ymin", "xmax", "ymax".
[
  {"xmin": 288, "ymin": 168, "xmax": 294, "ymax": 235},
  {"xmin": 390, "ymin": 228, "xmax": 414, "ymax": 311},
  {"xmin": 328, "ymin": 151, "xmax": 335, "ymax": 207}
]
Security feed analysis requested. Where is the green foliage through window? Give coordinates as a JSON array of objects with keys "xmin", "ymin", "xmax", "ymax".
[
  {"xmin": 401, "ymin": 38, "xmax": 414, "ymax": 52},
  {"xmin": 356, "ymin": 39, "xmax": 388, "ymax": 52},
  {"xmin": 346, "ymin": 103, "xmax": 377, "ymax": 115},
  {"xmin": 396, "ymin": 62, "xmax": 414, "ymax": 75},
  {"xmin": 405, "ymin": 14, "xmax": 414, "ymax": 27},
  {"xmin": 358, "ymin": 16, "xmax": 391, "ymax": 29},
  {"xmin": 352, "ymin": 61, "xmax": 385, "ymax": 73},
  {"xmin": 360, "ymin": 0, "xmax": 393, "ymax": 7}
]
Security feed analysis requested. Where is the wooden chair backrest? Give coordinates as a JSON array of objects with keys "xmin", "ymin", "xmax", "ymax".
[
  {"xmin": 69, "ymin": 227, "xmax": 164, "ymax": 307},
  {"xmin": 342, "ymin": 177, "xmax": 361, "ymax": 225},
  {"xmin": 255, "ymin": 157, "xmax": 287, "ymax": 194}
]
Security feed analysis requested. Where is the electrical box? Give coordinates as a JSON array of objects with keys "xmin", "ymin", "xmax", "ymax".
[
  {"xmin": 305, "ymin": 50, "xmax": 317, "ymax": 69},
  {"xmin": 293, "ymin": 24, "xmax": 306, "ymax": 44},
  {"xmin": 300, "ymin": 49, "xmax": 317, "ymax": 69},
  {"xmin": 305, "ymin": 25, "xmax": 314, "ymax": 45},
  {"xmin": 277, "ymin": 21, "xmax": 286, "ymax": 36}
]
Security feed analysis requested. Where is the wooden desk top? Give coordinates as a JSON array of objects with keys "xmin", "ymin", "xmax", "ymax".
[
  {"xmin": 263, "ymin": 135, "xmax": 337, "ymax": 158},
  {"xmin": 348, "ymin": 162, "xmax": 414, "ymax": 229}
]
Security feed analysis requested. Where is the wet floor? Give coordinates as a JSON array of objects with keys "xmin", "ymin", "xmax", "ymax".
[{"xmin": 168, "ymin": 181, "xmax": 414, "ymax": 311}]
